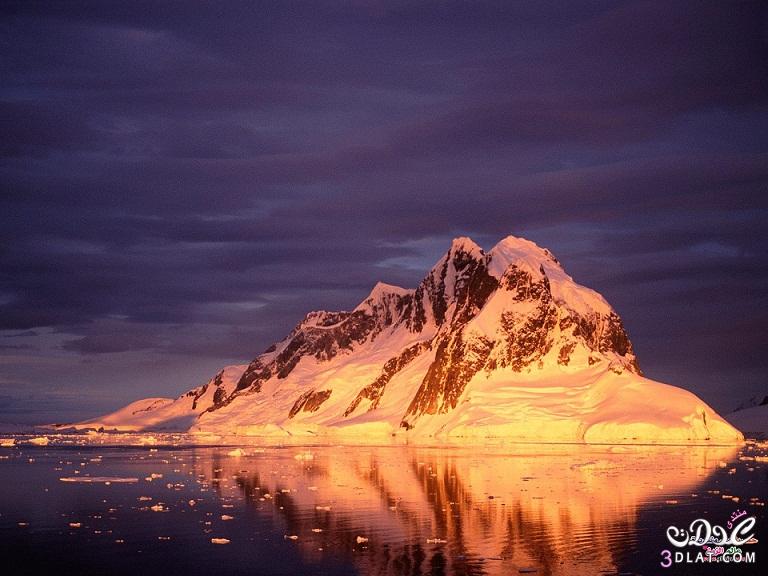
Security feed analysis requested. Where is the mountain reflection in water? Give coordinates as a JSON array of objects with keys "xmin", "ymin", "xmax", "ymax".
[{"xmin": 193, "ymin": 443, "xmax": 741, "ymax": 575}]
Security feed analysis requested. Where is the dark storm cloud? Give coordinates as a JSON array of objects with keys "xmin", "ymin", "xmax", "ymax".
[{"xmin": 1, "ymin": 0, "xmax": 767, "ymax": 421}]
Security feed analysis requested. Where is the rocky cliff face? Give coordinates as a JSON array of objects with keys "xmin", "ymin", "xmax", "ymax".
[{"xmin": 71, "ymin": 235, "xmax": 742, "ymax": 444}]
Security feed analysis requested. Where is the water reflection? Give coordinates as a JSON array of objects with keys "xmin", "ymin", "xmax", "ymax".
[{"xmin": 195, "ymin": 444, "xmax": 739, "ymax": 575}]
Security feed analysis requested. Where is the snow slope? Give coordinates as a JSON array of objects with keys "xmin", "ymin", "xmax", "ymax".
[
  {"xmin": 66, "ymin": 365, "xmax": 246, "ymax": 432},
  {"xmin": 69, "ymin": 235, "xmax": 743, "ymax": 444}
]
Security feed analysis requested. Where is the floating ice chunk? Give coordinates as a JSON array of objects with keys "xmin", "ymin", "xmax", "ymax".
[
  {"xmin": 150, "ymin": 504, "xmax": 167, "ymax": 512},
  {"xmin": 211, "ymin": 538, "xmax": 230, "ymax": 545},
  {"xmin": 311, "ymin": 528, "xmax": 323, "ymax": 533},
  {"xmin": 227, "ymin": 448, "xmax": 246, "ymax": 457},
  {"xmin": 28, "ymin": 437, "xmax": 50, "ymax": 446},
  {"xmin": 221, "ymin": 515, "xmax": 234, "ymax": 520},
  {"xmin": 294, "ymin": 452, "xmax": 314, "ymax": 461},
  {"xmin": 60, "ymin": 476, "xmax": 139, "ymax": 483},
  {"xmin": 0, "ymin": 438, "xmax": 15, "ymax": 447},
  {"xmin": 69, "ymin": 522, "xmax": 81, "ymax": 528},
  {"xmin": 284, "ymin": 534, "xmax": 299, "ymax": 540},
  {"xmin": 426, "ymin": 538, "xmax": 447, "ymax": 544},
  {"xmin": 356, "ymin": 536, "xmax": 368, "ymax": 544}
]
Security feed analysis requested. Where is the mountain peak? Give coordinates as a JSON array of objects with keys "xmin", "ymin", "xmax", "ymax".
[
  {"xmin": 448, "ymin": 236, "xmax": 483, "ymax": 256},
  {"xmin": 354, "ymin": 281, "xmax": 411, "ymax": 313},
  {"xmin": 487, "ymin": 234, "xmax": 561, "ymax": 278},
  {"xmin": 369, "ymin": 281, "xmax": 410, "ymax": 297}
]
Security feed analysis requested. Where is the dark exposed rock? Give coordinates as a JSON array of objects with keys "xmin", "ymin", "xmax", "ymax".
[
  {"xmin": 450, "ymin": 258, "xmax": 499, "ymax": 326},
  {"xmin": 402, "ymin": 333, "xmax": 493, "ymax": 425},
  {"xmin": 289, "ymin": 389, "xmax": 332, "ymax": 418},
  {"xmin": 562, "ymin": 310, "xmax": 640, "ymax": 374},
  {"xmin": 234, "ymin": 308, "xmax": 382, "ymax": 398},
  {"xmin": 344, "ymin": 342, "xmax": 430, "ymax": 417},
  {"xmin": 496, "ymin": 267, "xmax": 558, "ymax": 371},
  {"xmin": 212, "ymin": 386, "xmax": 226, "ymax": 407},
  {"xmin": 235, "ymin": 358, "xmax": 272, "ymax": 393},
  {"xmin": 276, "ymin": 311, "xmax": 379, "ymax": 377},
  {"xmin": 558, "ymin": 342, "xmax": 577, "ymax": 366},
  {"xmin": 400, "ymin": 250, "xmax": 502, "ymax": 425},
  {"xmin": 190, "ymin": 383, "xmax": 208, "ymax": 410},
  {"xmin": 499, "ymin": 302, "xmax": 558, "ymax": 371}
]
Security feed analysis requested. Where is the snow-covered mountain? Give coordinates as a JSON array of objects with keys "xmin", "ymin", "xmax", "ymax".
[{"xmin": 66, "ymin": 235, "xmax": 743, "ymax": 444}]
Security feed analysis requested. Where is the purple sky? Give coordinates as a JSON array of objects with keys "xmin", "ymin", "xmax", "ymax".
[{"xmin": 1, "ymin": 1, "xmax": 767, "ymax": 424}]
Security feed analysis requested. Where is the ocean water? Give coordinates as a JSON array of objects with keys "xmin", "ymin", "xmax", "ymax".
[{"xmin": 0, "ymin": 438, "xmax": 765, "ymax": 575}]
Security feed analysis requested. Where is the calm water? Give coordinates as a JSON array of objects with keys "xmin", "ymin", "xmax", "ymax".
[{"xmin": 0, "ymin": 438, "xmax": 765, "ymax": 575}]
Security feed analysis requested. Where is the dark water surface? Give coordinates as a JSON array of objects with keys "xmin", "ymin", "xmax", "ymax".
[{"xmin": 0, "ymin": 438, "xmax": 765, "ymax": 575}]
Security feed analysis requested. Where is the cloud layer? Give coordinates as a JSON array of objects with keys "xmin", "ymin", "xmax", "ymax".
[{"xmin": 1, "ymin": 1, "xmax": 766, "ymax": 422}]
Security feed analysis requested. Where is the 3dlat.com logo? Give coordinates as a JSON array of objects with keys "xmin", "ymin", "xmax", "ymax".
[{"xmin": 660, "ymin": 509, "xmax": 759, "ymax": 567}]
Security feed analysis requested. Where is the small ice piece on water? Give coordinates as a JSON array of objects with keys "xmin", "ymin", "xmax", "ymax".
[
  {"xmin": 315, "ymin": 505, "xmax": 331, "ymax": 511},
  {"xmin": 150, "ymin": 504, "xmax": 167, "ymax": 512},
  {"xmin": 60, "ymin": 476, "xmax": 139, "ymax": 483},
  {"xmin": 188, "ymin": 499, "xmax": 196, "ymax": 506},
  {"xmin": 28, "ymin": 437, "xmax": 50, "ymax": 446},
  {"xmin": 294, "ymin": 451, "xmax": 314, "ymax": 461},
  {"xmin": 227, "ymin": 448, "xmax": 246, "ymax": 457},
  {"xmin": 426, "ymin": 538, "xmax": 447, "ymax": 544},
  {"xmin": 284, "ymin": 534, "xmax": 299, "ymax": 540},
  {"xmin": 69, "ymin": 522, "xmax": 81, "ymax": 528},
  {"xmin": 221, "ymin": 515, "xmax": 234, "ymax": 521},
  {"xmin": 0, "ymin": 438, "xmax": 15, "ymax": 447},
  {"xmin": 311, "ymin": 528, "xmax": 323, "ymax": 533},
  {"xmin": 211, "ymin": 538, "xmax": 230, "ymax": 545},
  {"xmin": 307, "ymin": 486, "xmax": 318, "ymax": 491},
  {"xmin": 356, "ymin": 536, "xmax": 368, "ymax": 544}
]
